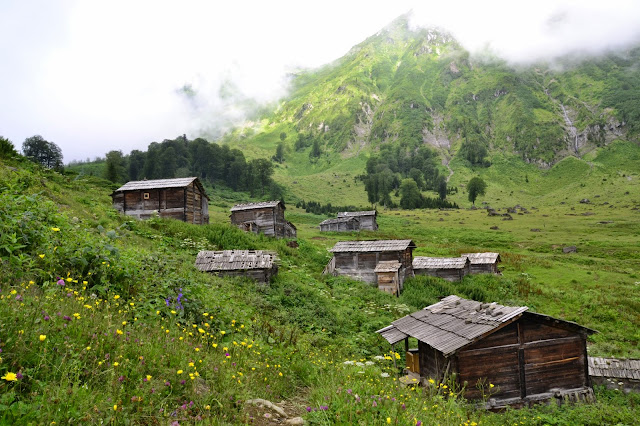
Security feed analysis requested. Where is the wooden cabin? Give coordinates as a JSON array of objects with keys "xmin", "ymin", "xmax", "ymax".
[
  {"xmin": 375, "ymin": 261, "xmax": 402, "ymax": 296},
  {"xmin": 111, "ymin": 177, "xmax": 209, "ymax": 224},
  {"xmin": 377, "ymin": 295, "xmax": 596, "ymax": 409},
  {"xmin": 588, "ymin": 357, "xmax": 640, "ymax": 393},
  {"xmin": 461, "ymin": 252, "xmax": 501, "ymax": 274},
  {"xmin": 413, "ymin": 257, "xmax": 470, "ymax": 282},
  {"xmin": 230, "ymin": 201, "xmax": 296, "ymax": 238},
  {"xmin": 319, "ymin": 216, "xmax": 360, "ymax": 232},
  {"xmin": 324, "ymin": 240, "xmax": 416, "ymax": 290},
  {"xmin": 337, "ymin": 211, "xmax": 378, "ymax": 230},
  {"xmin": 195, "ymin": 250, "xmax": 278, "ymax": 283}
]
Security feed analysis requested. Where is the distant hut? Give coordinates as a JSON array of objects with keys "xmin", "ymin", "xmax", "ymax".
[
  {"xmin": 195, "ymin": 250, "xmax": 278, "ymax": 283},
  {"xmin": 588, "ymin": 357, "xmax": 640, "ymax": 393},
  {"xmin": 319, "ymin": 216, "xmax": 360, "ymax": 232},
  {"xmin": 461, "ymin": 252, "xmax": 501, "ymax": 274},
  {"xmin": 337, "ymin": 211, "xmax": 378, "ymax": 231},
  {"xmin": 413, "ymin": 257, "xmax": 470, "ymax": 282},
  {"xmin": 375, "ymin": 261, "xmax": 402, "ymax": 296},
  {"xmin": 377, "ymin": 295, "xmax": 596, "ymax": 409},
  {"xmin": 230, "ymin": 201, "xmax": 296, "ymax": 238},
  {"xmin": 324, "ymin": 240, "xmax": 416, "ymax": 292},
  {"xmin": 111, "ymin": 177, "xmax": 209, "ymax": 224}
]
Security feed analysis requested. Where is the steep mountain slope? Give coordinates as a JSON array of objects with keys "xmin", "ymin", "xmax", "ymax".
[{"xmin": 228, "ymin": 15, "xmax": 638, "ymax": 169}]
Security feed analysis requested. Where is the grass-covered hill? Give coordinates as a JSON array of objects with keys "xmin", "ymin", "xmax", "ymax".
[{"xmin": 2, "ymin": 145, "xmax": 640, "ymax": 423}]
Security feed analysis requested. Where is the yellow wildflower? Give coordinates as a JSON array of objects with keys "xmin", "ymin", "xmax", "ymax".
[
  {"xmin": 1, "ymin": 372, "xmax": 18, "ymax": 381},
  {"xmin": 39, "ymin": 335, "xmax": 46, "ymax": 341}
]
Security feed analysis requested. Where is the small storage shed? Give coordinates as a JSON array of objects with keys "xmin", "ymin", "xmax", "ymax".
[
  {"xmin": 461, "ymin": 252, "xmax": 501, "ymax": 274},
  {"xmin": 588, "ymin": 357, "xmax": 640, "ymax": 393},
  {"xmin": 375, "ymin": 261, "xmax": 402, "ymax": 296},
  {"xmin": 324, "ymin": 240, "xmax": 416, "ymax": 289},
  {"xmin": 111, "ymin": 177, "xmax": 209, "ymax": 224},
  {"xmin": 377, "ymin": 295, "xmax": 596, "ymax": 409},
  {"xmin": 230, "ymin": 201, "xmax": 296, "ymax": 238},
  {"xmin": 319, "ymin": 216, "xmax": 360, "ymax": 232},
  {"xmin": 337, "ymin": 211, "xmax": 378, "ymax": 231},
  {"xmin": 413, "ymin": 257, "xmax": 470, "ymax": 282},
  {"xmin": 195, "ymin": 250, "xmax": 278, "ymax": 283}
]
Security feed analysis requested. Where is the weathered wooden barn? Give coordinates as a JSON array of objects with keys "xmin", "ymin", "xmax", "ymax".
[
  {"xmin": 413, "ymin": 257, "xmax": 470, "ymax": 282},
  {"xmin": 337, "ymin": 211, "xmax": 378, "ymax": 231},
  {"xmin": 461, "ymin": 252, "xmax": 501, "ymax": 274},
  {"xmin": 195, "ymin": 250, "xmax": 278, "ymax": 283},
  {"xmin": 111, "ymin": 177, "xmax": 209, "ymax": 224},
  {"xmin": 324, "ymin": 240, "xmax": 416, "ymax": 291},
  {"xmin": 377, "ymin": 295, "xmax": 596, "ymax": 409},
  {"xmin": 319, "ymin": 216, "xmax": 360, "ymax": 232},
  {"xmin": 374, "ymin": 261, "xmax": 402, "ymax": 296},
  {"xmin": 588, "ymin": 357, "xmax": 640, "ymax": 393},
  {"xmin": 230, "ymin": 201, "xmax": 296, "ymax": 238}
]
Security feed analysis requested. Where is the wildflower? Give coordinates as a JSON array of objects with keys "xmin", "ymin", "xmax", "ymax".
[
  {"xmin": 2, "ymin": 372, "xmax": 18, "ymax": 381},
  {"xmin": 114, "ymin": 295, "xmax": 120, "ymax": 300},
  {"xmin": 205, "ymin": 405, "xmax": 210, "ymax": 410},
  {"xmin": 63, "ymin": 315, "xmax": 71, "ymax": 322},
  {"xmin": 39, "ymin": 254, "xmax": 45, "ymax": 259},
  {"xmin": 57, "ymin": 279, "xmax": 65, "ymax": 286},
  {"xmin": 387, "ymin": 418, "xmax": 391, "ymax": 424},
  {"xmin": 39, "ymin": 335, "xmax": 46, "ymax": 341},
  {"xmin": 116, "ymin": 329, "xmax": 123, "ymax": 335},
  {"xmin": 16, "ymin": 372, "xmax": 23, "ymax": 379},
  {"xmin": 220, "ymin": 330, "xmax": 225, "ymax": 335},
  {"xmin": 177, "ymin": 370, "xmax": 183, "ymax": 374},
  {"xmin": 51, "ymin": 227, "xmax": 60, "ymax": 232},
  {"xmin": 489, "ymin": 383, "xmax": 495, "ymax": 388},
  {"xmin": 113, "ymin": 362, "xmax": 119, "ymax": 367},
  {"xmin": 212, "ymin": 343, "xmax": 218, "ymax": 348},
  {"xmin": 86, "ymin": 346, "xmax": 91, "ymax": 350},
  {"xmin": 306, "ymin": 407, "xmax": 312, "ymax": 412},
  {"xmin": 73, "ymin": 313, "xmax": 80, "ymax": 319},
  {"xmin": 122, "ymin": 321, "xmax": 127, "ymax": 326},
  {"xmin": 113, "ymin": 405, "xmax": 117, "ymax": 411}
]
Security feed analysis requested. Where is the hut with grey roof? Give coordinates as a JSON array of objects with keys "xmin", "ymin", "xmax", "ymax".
[
  {"xmin": 195, "ymin": 250, "xmax": 278, "ymax": 283},
  {"xmin": 377, "ymin": 295, "xmax": 596, "ymax": 409},
  {"xmin": 319, "ymin": 211, "xmax": 378, "ymax": 232},
  {"xmin": 413, "ymin": 257, "xmax": 470, "ymax": 282},
  {"xmin": 461, "ymin": 252, "xmax": 501, "ymax": 274},
  {"xmin": 230, "ymin": 201, "xmax": 296, "ymax": 238},
  {"xmin": 324, "ymin": 240, "xmax": 416, "ymax": 292},
  {"xmin": 588, "ymin": 357, "xmax": 640, "ymax": 393},
  {"xmin": 111, "ymin": 177, "xmax": 209, "ymax": 224}
]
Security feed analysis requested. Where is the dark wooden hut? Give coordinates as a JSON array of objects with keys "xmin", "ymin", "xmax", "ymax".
[
  {"xmin": 324, "ymin": 240, "xmax": 416, "ymax": 289},
  {"xmin": 461, "ymin": 252, "xmax": 501, "ymax": 274},
  {"xmin": 375, "ymin": 261, "xmax": 402, "ymax": 296},
  {"xmin": 337, "ymin": 211, "xmax": 378, "ymax": 230},
  {"xmin": 413, "ymin": 257, "xmax": 470, "ymax": 282},
  {"xmin": 319, "ymin": 216, "xmax": 360, "ymax": 232},
  {"xmin": 377, "ymin": 295, "xmax": 596, "ymax": 409},
  {"xmin": 111, "ymin": 177, "xmax": 209, "ymax": 224},
  {"xmin": 195, "ymin": 250, "xmax": 278, "ymax": 283},
  {"xmin": 230, "ymin": 201, "xmax": 296, "ymax": 238}
]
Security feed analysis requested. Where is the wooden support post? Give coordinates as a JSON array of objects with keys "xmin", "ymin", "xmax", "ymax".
[{"xmin": 392, "ymin": 344, "xmax": 399, "ymax": 378}]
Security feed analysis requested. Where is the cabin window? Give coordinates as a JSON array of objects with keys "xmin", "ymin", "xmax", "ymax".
[{"xmin": 143, "ymin": 192, "xmax": 150, "ymax": 200}]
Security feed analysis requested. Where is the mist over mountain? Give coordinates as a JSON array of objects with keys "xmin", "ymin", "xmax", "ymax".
[{"xmin": 228, "ymin": 15, "xmax": 639, "ymax": 166}]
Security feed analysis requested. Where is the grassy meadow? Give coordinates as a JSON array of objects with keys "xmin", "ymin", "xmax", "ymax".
[{"xmin": 1, "ymin": 139, "xmax": 639, "ymax": 424}]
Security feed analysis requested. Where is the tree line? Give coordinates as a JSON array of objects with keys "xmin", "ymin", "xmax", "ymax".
[
  {"xmin": 77, "ymin": 135, "xmax": 282, "ymax": 198},
  {"xmin": 360, "ymin": 144, "xmax": 453, "ymax": 208}
]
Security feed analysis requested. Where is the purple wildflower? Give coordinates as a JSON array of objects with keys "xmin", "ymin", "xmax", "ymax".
[
  {"xmin": 372, "ymin": 401, "xmax": 377, "ymax": 407},
  {"xmin": 57, "ymin": 279, "xmax": 65, "ymax": 286},
  {"xmin": 165, "ymin": 381, "xmax": 171, "ymax": 386},
  {"xmin": 63, "ymin": 315, "xmax": 71, "ymax": 321},
  {"xmin": 416, "ymin": 422, "xmax": 422, "ymax": 426},
  {"xmin": 346, "ymin": 389, "xmax": 352, "ymax": 394},
  {"xmin": 16, "ymin": 372, "xmax": 23, "ymax": 380},
  {"xmin": 15, "ymin": 294, "xmax": 22, "ymax": 301},
  {"xmin": 306, "ymin": 407, "xmax": 311, "ymax": 412},
  {"xmin": 44, "ymin": 315, "xmax": 50, "ymax": 321},
  {"xmin": 180, "ymin": 380, "xmax": 186, "ymax": 385},
  {"xmin": 401, "ymin": 403, "xmax": 406, "ymax": 410}
]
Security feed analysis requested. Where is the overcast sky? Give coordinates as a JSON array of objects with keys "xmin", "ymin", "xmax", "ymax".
[{"xmin": 2, "ymin": 1, "xmax": 640, "ymax": 162}]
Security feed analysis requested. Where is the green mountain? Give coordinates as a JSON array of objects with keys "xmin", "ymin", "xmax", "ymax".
[{"xmin": 227, "ymin": 15, "xmax": 639, "ymax": 169}]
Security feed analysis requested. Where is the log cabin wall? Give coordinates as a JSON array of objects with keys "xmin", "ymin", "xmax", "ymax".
[
  {"xmin": 358, "ymin": 215, "xmax": 378, "ymax": 231},
  {"xmin": 231, "ymin": 207, "xmax": 277, "ymax": 237},
  {"xmin": 334, "ymin": 249, "xmax": 410, "ymax": 284},
  {"xmin": 418, "ymin": 341, "xmax": 448, "ymax": 382},
  {"xmin": 455, "ymin": 318, "xmax": 589, "ymax": 400}
]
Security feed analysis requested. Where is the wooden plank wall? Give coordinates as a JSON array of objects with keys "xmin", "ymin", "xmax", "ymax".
[
  {"xmin": 418, "ymin": 341, "xmax": 447, "ymax": 382},
  {"xmin": 454, "ymin": 319, "xmax": 588, "ymax": 401},
  {"xmin": 231, "ymin": 207, "xmax": 277, "ymax": 237}
]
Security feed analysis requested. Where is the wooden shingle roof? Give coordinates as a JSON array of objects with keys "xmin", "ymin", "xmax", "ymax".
[
  {"xmin": 413, "ymin": 257, "xmax": 469, "ymax": 270},
  {"xmin": 195, "ymin": 250, "xmax": 277, "ymax": 271},
  {"xmin": 329, "ymin": 239, "xmax": 416, "ymax": 253},
  {"xmin": 115, "ymin": 177, "xmax": 201, "ymax": 192},
  {"xmin": 319, "ymin": 217, "xmax": 359, "ymax": 226},
  {"xmin": 337, "ymin": 211, "xmax": 377, "ymax": 218},
  {"xmin": 230, "ymin": 201, "xmax": 283, "ymax": 212},
  {"xmin": 588, "ymin": 357, "xmax": 640, "ymax": 380},
  {"xmin": 374, "ymin": 260, "xmax": 402, "ymax": 273},
  {"xmin": 377, "ymin": 295, "xmax": 528, "ymax": 355},
  {"xmin": 461, "ymin": 252, "xmax": 501, "ymax": 264}
]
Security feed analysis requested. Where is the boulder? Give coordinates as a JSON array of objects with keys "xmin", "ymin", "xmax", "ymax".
[{"xmin": 563, "ymin": 246, "xmax": 577, "ymax": 254}]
